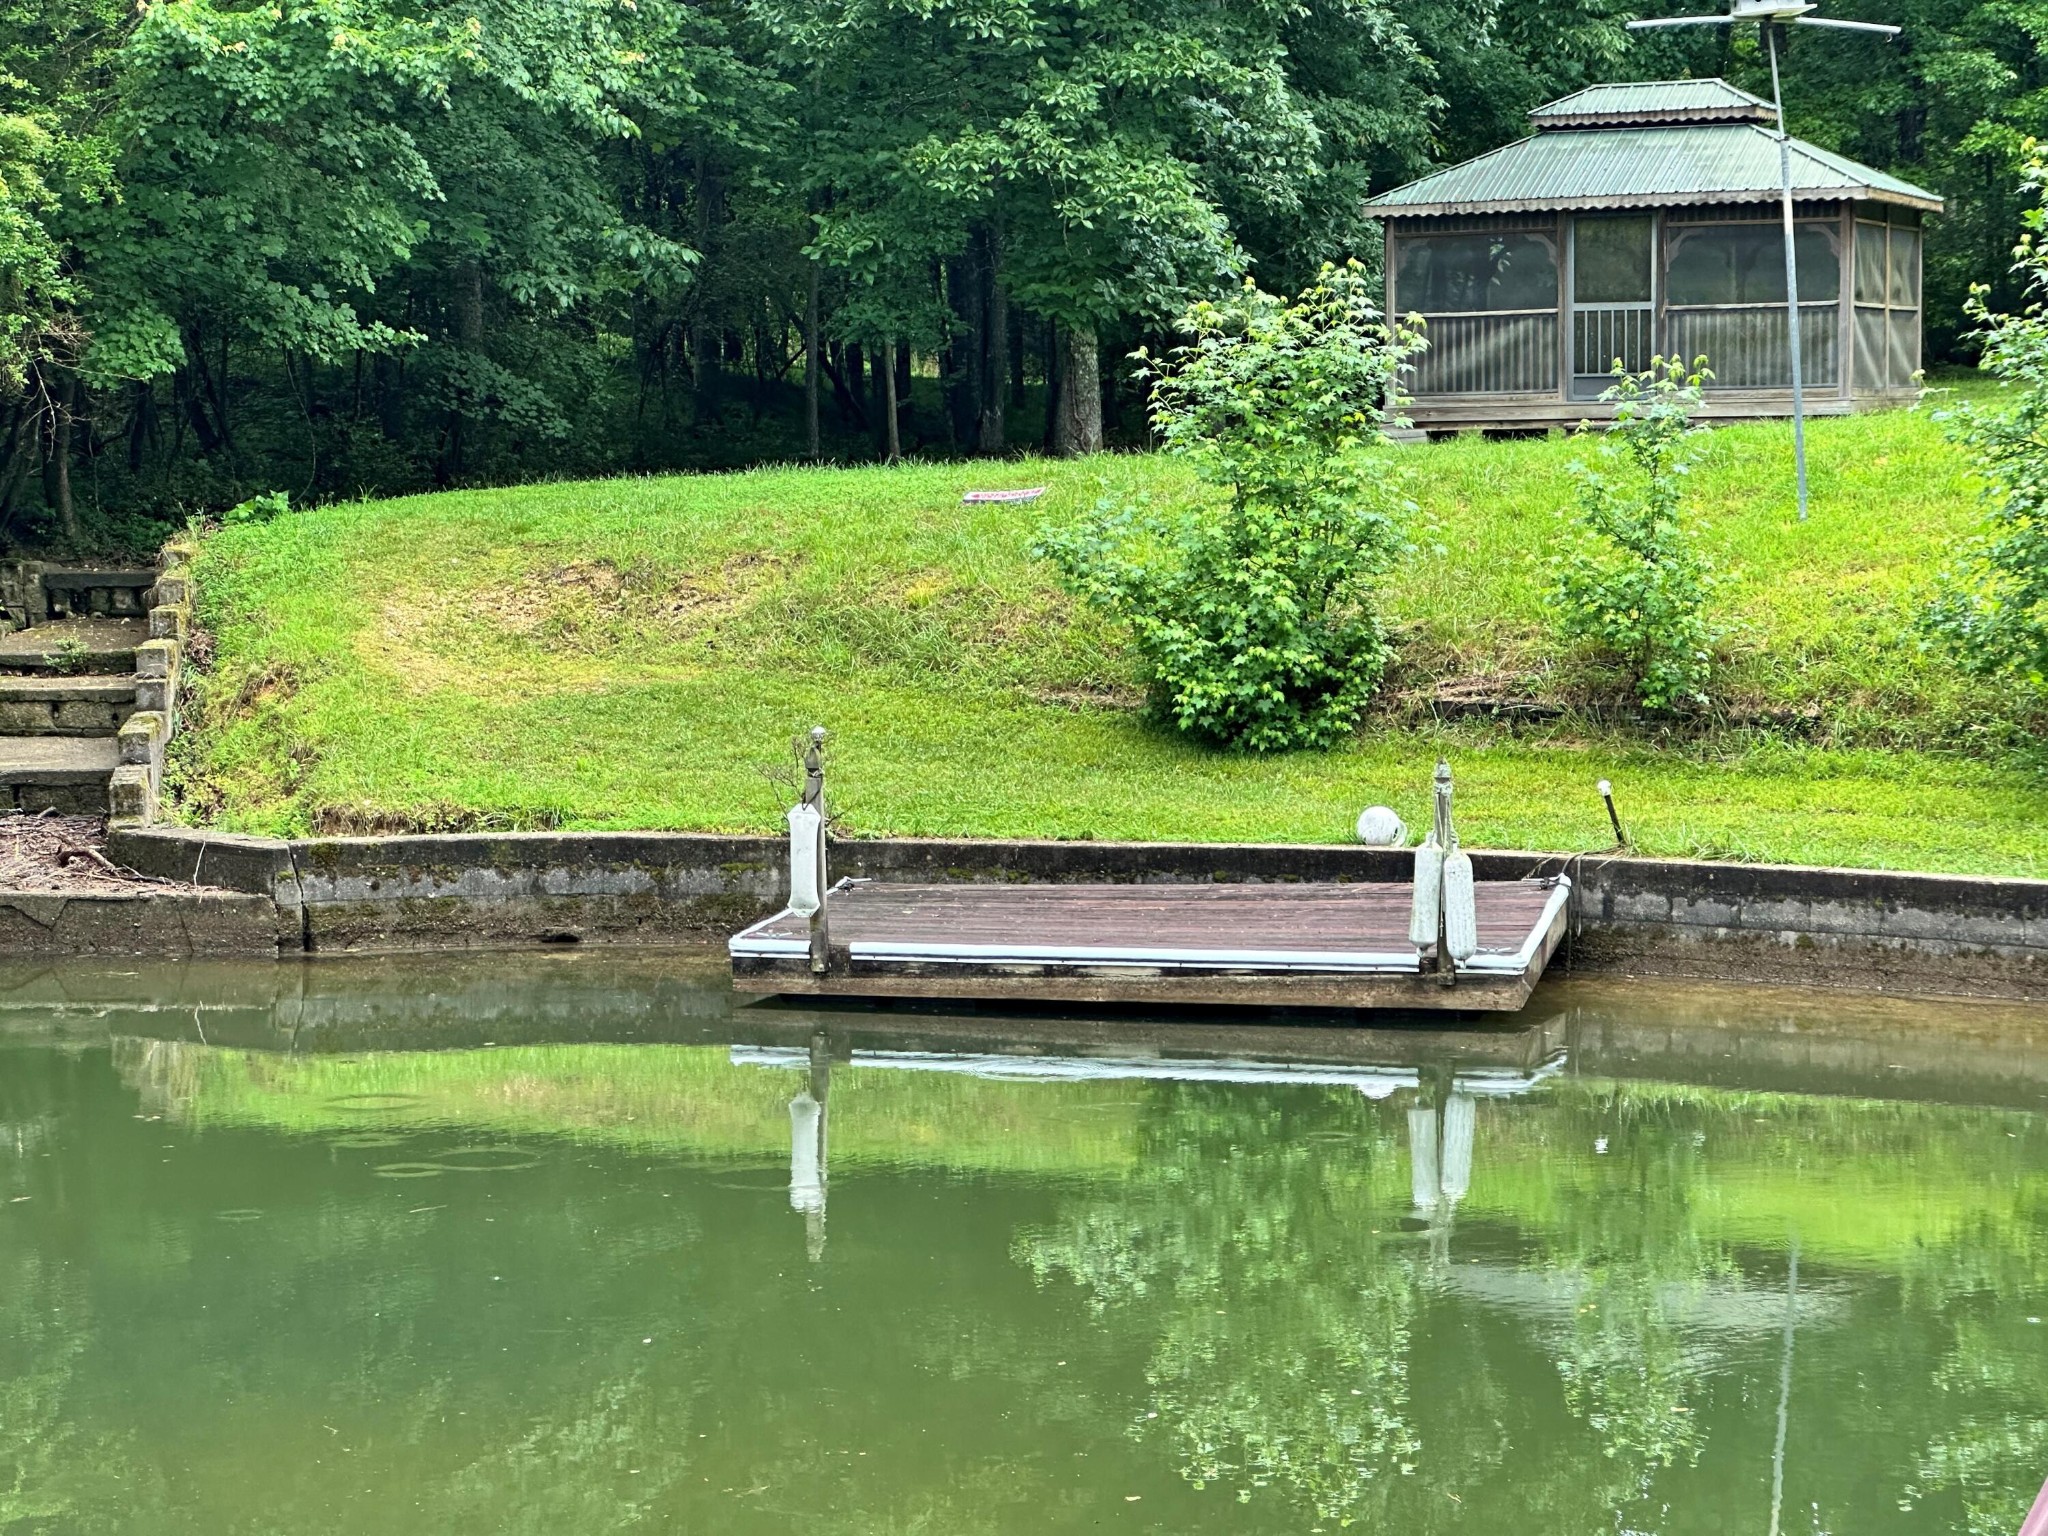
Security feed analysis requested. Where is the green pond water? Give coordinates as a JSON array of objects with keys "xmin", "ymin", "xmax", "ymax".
[{"xmin": 2, "ymin": 953, "xmax": 2046, "ymax": 1535}]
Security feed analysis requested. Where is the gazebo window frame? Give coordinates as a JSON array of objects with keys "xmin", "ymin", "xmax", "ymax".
[
  {"xmin": 1567, "ymin": 212, "xmax": 1659, "ymax": 401},
  {"xmin": 1658, "ymin": 208, "xmax": 1844, "ymax": 392},
  {"xmin": 1388, "ymin": 214, "xmax": 1563, "ymax": 398}
]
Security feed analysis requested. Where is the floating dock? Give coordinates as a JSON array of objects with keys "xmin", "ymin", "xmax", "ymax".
[{"xmin": 728, "ymin": 876, "xmax": 1572, "ymax": 1012}]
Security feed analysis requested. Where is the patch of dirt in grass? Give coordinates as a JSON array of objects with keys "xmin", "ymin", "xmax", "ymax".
[
  {"xmin": 206, "ymin": 661, "xmax": 302, "ymax": 725},
  {"xmin": 308, "ymin": 801, "xmax": 565, "ymax": 836},
  {"xmin": 480, "ymin": 560, "xmax": 631, "ymax": 640},
  {"xmin": 1029, "ymin": 683, "xmax": 1146, "ymax": 712},
  {"xmin": 363, "ymin": 556, "xmax": 791, "ymax": 692},
  {"xmin": 483, "ymin": 555, "xmax": 788, "ymax": 645},
  {"xmin": 645, "ymin": 553, "xmax": 790, "ymax": 633}
]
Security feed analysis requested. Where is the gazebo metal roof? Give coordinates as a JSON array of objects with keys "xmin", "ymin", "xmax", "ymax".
[
  {"xmin": 1366, "ymin": 79, "xmax": 1943, "ymax": 217},
  {"xmin": 1529, "ymin": 78, "xmax": 1776, "ymax": 127}
]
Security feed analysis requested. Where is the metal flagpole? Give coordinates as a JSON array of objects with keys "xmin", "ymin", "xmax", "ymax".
[
  {"xmin": 1767, "ymin": 1236, "xmax": 1800, "ymax": 1536},
  {"xmin": 1626, "ymin": 1, "xmax": 1901, "ymax": 525},
  {"xmin": 1767, "ymin": 24, "xmax": 1809, "ymax": 521}
]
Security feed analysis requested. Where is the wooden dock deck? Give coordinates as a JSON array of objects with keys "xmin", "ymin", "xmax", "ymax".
[{"xmin": 729, "ymin": 877, "xmax": 1573, "ymax": 1012}]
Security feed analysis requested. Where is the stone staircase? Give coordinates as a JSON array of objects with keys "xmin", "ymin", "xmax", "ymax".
[{"xmin": 0, "ymin": 564, "xmax": 186, "ymax": 820}]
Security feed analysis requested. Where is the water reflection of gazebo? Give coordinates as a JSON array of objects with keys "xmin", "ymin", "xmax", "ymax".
[{"xmin": 1364, "ymin": 79, "xmax": 1942, "ymax": 431}]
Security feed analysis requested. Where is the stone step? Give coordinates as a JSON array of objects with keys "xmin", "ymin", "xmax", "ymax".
[
  {"xmin": 41, "ymin": 568, "xmax": 158, "ymax": 621},
  {"xmin": 0, "ymin": 675, "xmax": 138, "ymax": 735},
  {"xmin": 0, "ymin": 735, "xmax": 118, "ymax": 814},
  {"xmin": 0, "ymin": 617, "xmax": 147, "ymax": 675}
]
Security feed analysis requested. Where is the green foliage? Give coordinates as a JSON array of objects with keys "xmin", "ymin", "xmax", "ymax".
[
  {"xmin": 223, "ymin": 491, "xmax": 291, "ymax": 527},
  {"xmin": 0, "ymin": 0, "xmax": 2033, "ymax": 548},
  {"xmin": 0, "ymin": 110, "xmax": 69, "ymax": 391},
  {"xmin": 1034, "ymin": 263, "xmax": 1421, "ymax": 751},
  {"xmin": 1547, "ymin": 359, "xmax": 1723, "ymax": 713},
  {"xmin": 1926, "ymin": 146, "xmax": 2048, "ymax": 695},
  {"xmin": 175, "ymin": 416, "xmax": 2048, "ymax": 875}
]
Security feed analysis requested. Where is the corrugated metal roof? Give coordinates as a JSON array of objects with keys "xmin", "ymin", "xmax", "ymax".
[
  {"xmin": 1530, "ymin": 78, "xmax": 1776, "ymax": 127},
  {"xmin": 1365, "ymin": 123, "xmax": 1943, "ymax": 216}
]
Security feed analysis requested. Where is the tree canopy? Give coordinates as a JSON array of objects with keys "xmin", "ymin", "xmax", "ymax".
[{"xmin": 0, "ymin": 0, "xmax": 2035, "ymax": 546}]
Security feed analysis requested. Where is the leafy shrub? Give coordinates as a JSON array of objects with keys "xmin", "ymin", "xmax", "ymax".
[
  {"xmin": 1546, "ymin": 358, "xmax": 1722, "ymax": 712},
  {"xmin": 223, "ymin": 491, "xmax": 291, "ymax": 526},
  {"xmin": 1033, "ymin": 261, "xmax": 1421, "ymax": 751},
  {"xmin": 1925, "ymin": 147, "xmax": 2048, "ymax": 696}
]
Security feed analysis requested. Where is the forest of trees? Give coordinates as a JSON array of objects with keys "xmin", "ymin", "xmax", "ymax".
[{"xmin": 1, "ymin": 0, "xmax": 2043, "ymax": 546}]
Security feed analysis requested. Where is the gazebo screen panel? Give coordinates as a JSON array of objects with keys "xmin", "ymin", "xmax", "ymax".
[
  {"xmin": 1396, "ymin": 229, "xmax": 1560, "ymax": 394},
  {"xmin": 1662, "ymin": 220, "xmax": 1841, "ymax": 388},
  {"xmin": 1853, "ymin": 208, "xmax": 1921, "ymax": 390}
]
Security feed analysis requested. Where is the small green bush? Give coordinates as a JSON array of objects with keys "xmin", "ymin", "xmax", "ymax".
[
  {"xmin": 1926, "ymin": 147, "xmax": 2048, "ymax": 696},
  {"xmin": 1547, "ymin": 359, "xmax": 1722, "ymax": 712},
  {"xmin": 1034, "ymin": 262, "xmax": 1421, "ymax": 752},
  {"xmin": 224, "ymin": 491, "xmax": 292, "ymax": 526}
]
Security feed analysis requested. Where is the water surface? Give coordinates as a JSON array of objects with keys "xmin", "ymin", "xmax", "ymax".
[{"xmin": 2, "ymin": 954, "xmax": 2044, "ymax": 1534}]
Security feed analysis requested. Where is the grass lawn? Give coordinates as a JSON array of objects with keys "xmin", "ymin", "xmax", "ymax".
[{"xmin": 179, "ymin": 384, "xmax": 2048, "ymax": 875}]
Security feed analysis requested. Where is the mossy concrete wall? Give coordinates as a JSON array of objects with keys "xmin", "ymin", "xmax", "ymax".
[
  {"xmin": 101, "ymin": 825, "xmax": 2048, "ymax": 1000},
  {"xmin": 0, "ymin": 889, "xmax": 286, "ymax": 954}
]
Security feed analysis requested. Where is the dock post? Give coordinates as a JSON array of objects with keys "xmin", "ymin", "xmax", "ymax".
[
  {"xmin": 802, "ymin": 727, "xmax": 829, "ymax": 974},
  {"xmin": 1432, "ymin": 760, "xmax": 1455, "ymax": 988}
]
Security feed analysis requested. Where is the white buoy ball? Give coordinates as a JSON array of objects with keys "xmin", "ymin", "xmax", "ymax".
[{"xmin": 1355, "ymin": 806, "xmax": 1407, "ymax": 846}]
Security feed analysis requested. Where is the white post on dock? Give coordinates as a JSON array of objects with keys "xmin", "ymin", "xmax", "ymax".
[
  {"xmin": 801, "ymin": 727, "xmax": 830, "ymax": 974},
  {"xmin": 1431, "ymin": 761, "xmax": 1457, "ymax": 988}
]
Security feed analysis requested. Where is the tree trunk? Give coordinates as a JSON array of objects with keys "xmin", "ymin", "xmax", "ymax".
[
  {"xmin": 882, "ymin": 341, "xmax": 901, "ymax": 463},
  {"xmin": 128, "ymin": 382, "xmax": 155, "ymax": 473},
  {"xmin": 182, "ymin": 327, "xmax": 232, "ymax": 454},
  {"xmin": 455, "ymin": 261, "xmax": 485, "ymax": 350},
  {"xmin": 894, "ymin": 341, "xmax": 912, "ymax": 447},
  {"xmin": 979, "ymin": 236, "xmax": 1007, "ymax": 454},
  {"xmin": 868, "ymin": 345, "xmax": 887, "ymax": 450},
  {"xmin": 805, "ymin": 264, "xmax": 821, "ymax": 458},
  {"xmin": 443, "ymin": 260, "xmax": 484, "ymax": 482},
  {"xmin": 827, "ymin": 341, "xmax": 865, "ymax": 429},
  {"xmin": 1041, "ymin": 320, "xmax": 1059, "ymax": 451},
  {"xmin": 1053, "ymin": 324, "xmax": 1101, "ymax": 457},
  {"xmin": 945, "ymin": 245, "xmax": 983, "ymax": 449},
  {"xmin": 690, "ymin": 162, "xmax": 724, "ymax": 423},
  {"xmin": 48, "ymin": 375, "xmax": 78, "ymax": 552},
  {"xmin": 375, "ymin": 355, "xmax": 405, "ymax": 442}
]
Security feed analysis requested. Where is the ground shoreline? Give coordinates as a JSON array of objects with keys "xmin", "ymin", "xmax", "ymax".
[{"xmin": 0, "ymin": 824, "xmax": 2013, "ymax": 1005}]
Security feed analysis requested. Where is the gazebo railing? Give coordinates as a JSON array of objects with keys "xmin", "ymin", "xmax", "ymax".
[
  {"xmin": 1665, "ymin": 303, "xmax": 1839, "ymax": 389},
  {"xmin": 1408, "ymin": 301, "xmax": 1851, "ymax": 399},
  {"xmin": 1408, "ymin": 310, "xmax": 1558, "ymax": 395},
  {"xmin": 1571, "ymin": 303, "xmax": 1655, "ymax": 396}
]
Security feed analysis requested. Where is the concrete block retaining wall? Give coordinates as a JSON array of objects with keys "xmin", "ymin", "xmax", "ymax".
[
  {"xmin": 99, "ymin": 825, "xmax": 2048, "ymax": 999},
  {"xmin": 103, "ymin": 538, "xmax": 194, "ymax": 825}
]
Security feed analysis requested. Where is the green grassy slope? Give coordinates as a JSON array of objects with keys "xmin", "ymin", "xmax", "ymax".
[{"xmin": 180, "ymin": 393, "xmax": 2048, "ymax": 873}]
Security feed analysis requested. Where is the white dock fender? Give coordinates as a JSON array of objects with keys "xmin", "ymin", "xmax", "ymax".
[
  {"xmin": 1443, "ymin": 843, "xmax": 1478, "ymax": 962},
  {"xmin": 1408, "ymin": 833, "xmax": 1443, "ymax": 949},
  {"xmin": 788, "ymin": 802, "xmax": 823, "ymax": 916}
]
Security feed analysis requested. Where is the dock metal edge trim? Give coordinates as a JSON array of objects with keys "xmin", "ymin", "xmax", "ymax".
[
  {"xmin": 729, "ymin": 878, "xmax": 1571, "ymax": 977},
  {"xmin": 1504, "ymin": 877, "xmax": 1574, "ymax": 970}
]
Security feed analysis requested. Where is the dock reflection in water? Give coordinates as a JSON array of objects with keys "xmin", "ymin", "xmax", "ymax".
[
  {"xmin": 0, "ymin": 950, "xmax": 2044, "ymax": 1535},
  {"xmin": 736, "ymin": 1032, "xmax": 1566, "ymax": 1265}
]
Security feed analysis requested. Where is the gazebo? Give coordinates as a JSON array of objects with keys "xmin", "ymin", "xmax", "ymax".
[{"xmin": 1364, "ymin": 79, "xmax": 1942, "ymax": 430}]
